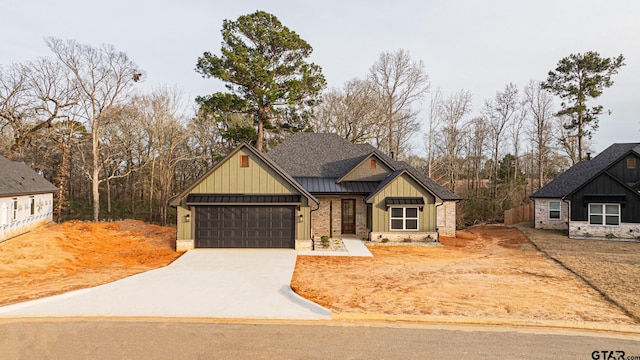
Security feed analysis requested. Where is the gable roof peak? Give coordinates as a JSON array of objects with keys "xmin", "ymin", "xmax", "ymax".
[{"xmin": 531, "ymin": 142, "xmax": 640, "ymax": 199}]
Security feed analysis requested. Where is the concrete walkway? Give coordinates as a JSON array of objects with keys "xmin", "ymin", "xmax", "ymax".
[
  {"xmin": 0, "ymin": 250, "xmax": 331, "ymax": 319},
  {"xmin": 297, "ymin": 238, "xmax": 373, "ymax": 257}
]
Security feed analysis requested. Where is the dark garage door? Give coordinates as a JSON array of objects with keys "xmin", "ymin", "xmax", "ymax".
[{"xmin": 195, "ymin": 205, "xmax": 295, "ymax": 248}]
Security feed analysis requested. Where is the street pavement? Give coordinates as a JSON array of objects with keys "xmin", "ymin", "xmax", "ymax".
[{"xmin": 1, "ymin": 321, "xmax": 639, "ymax": 359}]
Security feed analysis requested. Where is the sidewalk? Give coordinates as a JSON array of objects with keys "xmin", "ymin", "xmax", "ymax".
[{"xmin": 297, "ymin": 238, "xmax": 373, "ymax": 257}]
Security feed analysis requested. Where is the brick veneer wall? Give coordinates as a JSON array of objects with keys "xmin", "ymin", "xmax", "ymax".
[
  {"xmin": 311, "ymin": 195, "xmax": 368, "ymax": 239},
  {"xmin": 534, "ymin": 198, "xmax": 569, "ymax": 230},
  {"xmin": 569, "ymin": 221, "xmax": 640, "ymax": 240},
  {"xmin": 437, "ymin": 201, "xmax": 457, "ymax": 237}
]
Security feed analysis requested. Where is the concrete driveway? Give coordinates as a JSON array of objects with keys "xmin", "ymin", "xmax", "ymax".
[{"xmin": 0, "ymin": 249, "xmax": 330, "ymax": 320}]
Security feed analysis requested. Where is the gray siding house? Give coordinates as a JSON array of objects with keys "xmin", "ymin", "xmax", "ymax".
[{"xmin": 531, "ymin": 143, "xmax": 640, "ymax": 240}]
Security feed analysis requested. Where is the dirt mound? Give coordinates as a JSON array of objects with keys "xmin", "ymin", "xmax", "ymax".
[{"xmin": 0, "ymin": 220, "xmax": 180, "ymax": 306}]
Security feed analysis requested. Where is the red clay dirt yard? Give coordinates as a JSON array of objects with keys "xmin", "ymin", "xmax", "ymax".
[
  {"xmin": 291, "ymin": 225, "xmax": 636, "ymax": 324},
  {"xmin": 0, "ymin": 220, "xmax": 181, "ymax": 306}
]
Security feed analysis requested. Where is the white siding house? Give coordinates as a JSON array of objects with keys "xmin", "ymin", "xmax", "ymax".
[{"xmin": 0, "ymin": 155, "xmax": 57, "ymax": 241}]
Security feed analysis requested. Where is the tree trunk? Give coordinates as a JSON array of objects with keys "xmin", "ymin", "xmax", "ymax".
[
  {"xmin": 92, "ymin": 129, "xmax": 100, "ymax": 222},
  {"xmin": 106, "ymin": 178, "xmax": 111, "ymax": 218},
  {"xmin": 150, "ymin": 153, "xmax": 155, "ymax": 223},
  {"xmin": 55, "ymin": 142, "xmax": 70, "ymax": 223},
  {"xmin": 577, "ymin": 117, "xmax": 583, "ymax": 161}
]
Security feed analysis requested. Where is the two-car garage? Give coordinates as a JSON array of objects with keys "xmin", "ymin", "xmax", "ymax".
[
  {"xmin": 187, "ymin": 194, "xmax": 298, "ymax": 249},
  {"xmin": 171, "ymin": 144, "xmax": 317, "ymax": 251}
]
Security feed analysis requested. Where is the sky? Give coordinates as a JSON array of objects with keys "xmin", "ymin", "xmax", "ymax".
[{"xmin": 2, "ymin": 0, "xmax": 639, "ymax": 155}]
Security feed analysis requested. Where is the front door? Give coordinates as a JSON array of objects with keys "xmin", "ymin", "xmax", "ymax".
[{"xmin": 341, "ymin": 199, "xmax": 356, "ymax": 234}]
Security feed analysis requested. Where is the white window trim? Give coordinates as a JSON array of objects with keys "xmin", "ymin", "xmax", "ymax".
[
  {"xmin": 588, "ymin": 203, "xmax": 620, "ymax": 226},
  {"xmin": 389, "ymin": 206, "xmax": 419, "ymax": 231},
  {"xmin": 548, "ymin": 201, "xmax": 561, "ymax": 220}
]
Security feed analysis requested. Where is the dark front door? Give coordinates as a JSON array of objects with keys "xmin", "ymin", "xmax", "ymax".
[
  {"xmin": 195, "ymin": 205, "xmax": 295, "ymax": 248},
  {"xmin": 341, "ymin": 199, "xmax": 356, "ymax": 234}
]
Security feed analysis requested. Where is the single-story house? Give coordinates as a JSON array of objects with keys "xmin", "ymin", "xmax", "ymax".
[
  {"xmin": 0, "ymin": 155, "xmax": 58, "ymax": 241},
  {"xmin": 171, "ymin": 133, "xmax": 461, "ymax": 251},
  {"xmin": 531, "ymin": 143, "xmax": 640, "ymax": 240}
]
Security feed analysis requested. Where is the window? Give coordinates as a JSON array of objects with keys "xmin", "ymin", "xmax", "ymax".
[
  {"xmin": 390, "ymin": 207, "xmax": 419, "ymax": 230},
  {"xmin": 240, "ymin": 155, "xmax": 249, "ymax": 168},
  {"xmin": 11, "ymin": 198, "xmax": 18, "ymax": 221},
  {"xmin": 627, "ymin": 158, "xmax": 636, "ymax": 169},
  {"xmin": 30, "ymin": 197, "xmax": 35, "ymax": 216},
  {"xmin": 548, "ymin": 201, "xmax": 561, "ymax": 220},
  {"xmin": 370, "ymin": 159, "xmax": 377, "ymax": 169},
  {"xmin": 589, "ymin": 204, "xmax": 620, "ymax": 225}
]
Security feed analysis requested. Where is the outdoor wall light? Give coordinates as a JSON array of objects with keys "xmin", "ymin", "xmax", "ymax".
[{"xmin": 184, "ymin": 214, "xmax": 191, "ymax": 222}]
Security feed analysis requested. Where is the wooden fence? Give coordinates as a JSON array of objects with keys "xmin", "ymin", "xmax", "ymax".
[{"xmin": 504, "ymin": 203, "xmax": 534, "ymax": 225}]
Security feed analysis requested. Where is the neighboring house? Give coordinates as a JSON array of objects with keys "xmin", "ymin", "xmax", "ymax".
[
  {"xmin": 531, "ymin": 143, "xmax": 640, "ymax": 240},
  {"xmin": 171, "ymin": 133, "xmax": 461, "ymax": 251},
  {"xmin": 0, "ymin": 155, "xmax": 58, "ymax": 241}
]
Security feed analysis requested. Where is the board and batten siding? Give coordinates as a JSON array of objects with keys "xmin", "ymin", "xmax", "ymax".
[
  {"xmin": 368, "ymin": 174, "xmax": 437, "ymax": 232},
  {"xmin": 190, "ymin": 149, "xmax": 298, "ymax": 195},
  {"xmin": 177, "ymin": 148, "xmax": 311, "ymax": 241},
  {"xmin": 341, "ymin": 157, "xmax": 392, "ymax": 182}
]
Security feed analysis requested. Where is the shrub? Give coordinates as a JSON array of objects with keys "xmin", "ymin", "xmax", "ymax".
[{"xmin": 320, "ymin": 235, "xmax": 330, "ymax": 248}]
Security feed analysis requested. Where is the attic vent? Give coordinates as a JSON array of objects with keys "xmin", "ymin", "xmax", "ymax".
[
  {"xmin": 240, "ymin": 155, "xmax": 250, "ymax": 168},
  {"xmin": 627, "ymin": 158, "xmax": 636, "ymax": 169},
  {"xmin": 370, "ymin": 159, "xmax": 377, "ymax": 169}
]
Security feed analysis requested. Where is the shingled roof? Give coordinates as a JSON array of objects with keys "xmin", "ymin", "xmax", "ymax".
[
  {"xmin": 0, "ymin": 155, "xmax": 58, "ymax": 197},
  {"xmin": 268, "ymin": 133, "xmax": 372, "ymax": 178},
  {"xmin": 268, "ymin": 133, "xmax": 461, "ymax": 201},
  {"xmin": 531, "ymin": 143, "xmax": 640, "ymax": 198}
]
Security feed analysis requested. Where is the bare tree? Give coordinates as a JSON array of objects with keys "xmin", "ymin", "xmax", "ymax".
[
  {"xmin": 312, "ymin": 78, "xmax": 381, "ymax": 143},
  {"xmin": 435, "ymin": 89, "xmax": 472, "ymax": 191},
  {"xmin": 466, "ymin": 116, "xmax": 489, "ymax": 196},
  {"xmin": 424, "ymin": 87, "xmax": 443, "ymax": 178},
  {"xmin": 368, "ymin": 49, "xmax": 429, "ymax": 158},
  {"xmin": 482, "ymin": 83, "xmax": 520, "ymax": 211},
  {"xmin": 46, "ymin": 37, "xmax": 142, "ymax": 221},
  {"xmin": 137, "ymin": 87, "xmax": 192, "ymax": 225},
  {"xmin": 0, "ymin": 58, "xmax": 76, "ymax": 157},
  {"xmin": 523, "ymin": 80, "xmax": 555, "ymax": 189}
]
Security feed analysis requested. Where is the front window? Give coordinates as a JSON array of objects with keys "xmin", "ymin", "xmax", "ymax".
[
  {"xmin": 390, "ymin": 207, "xmax": 419, "ymax": 230},
  {"xmin": 589, "ymin": 204, "xmax": 620, "ymax": 225},
  {"xmin": 30, "ymin": 197, "xmax": 35, "ymax": 216},
  {"xmin": 548, "ymin": 201, "xmax": 561, "ymax": 220},
  {"xmin": 11, "ymin": 198, "xmax": 18, "ymax": 221}
]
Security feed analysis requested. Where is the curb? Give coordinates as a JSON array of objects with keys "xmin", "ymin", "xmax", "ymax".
[{"xmin": 331, "ymin": 313, "xmax": 640, "ymax": 335}]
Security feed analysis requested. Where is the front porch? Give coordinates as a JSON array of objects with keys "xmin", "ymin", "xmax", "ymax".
[{"xmin": 311, "ymin": 195, "xmax": 368, "ymax": 240}]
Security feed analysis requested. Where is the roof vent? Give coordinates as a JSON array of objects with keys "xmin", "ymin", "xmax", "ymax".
[
  {"xmin": 586, "ymin": 152, "xmax": 591, "ymax": 160},
  {"xmin": 390, "ymin": 151, "xmax": 395, "ymax": 159}
]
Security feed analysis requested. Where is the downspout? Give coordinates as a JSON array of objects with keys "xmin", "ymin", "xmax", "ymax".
[
  {"xmin": 562, "ymin": 196, "xmax": 571, "ymax": 237},
  {"xmin": 309, "ymin": 199, "xmax": 320, "ymax": 249},
  {"xmin": 434, "ymin": 200, "xmax": 444, "ymax": 242}
]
